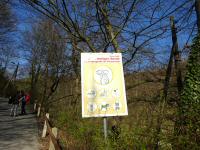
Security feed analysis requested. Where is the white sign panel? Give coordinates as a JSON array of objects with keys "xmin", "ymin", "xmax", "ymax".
[{"xmin": 81, "ymin": 53, "xmax": 128, "ymax": 118}]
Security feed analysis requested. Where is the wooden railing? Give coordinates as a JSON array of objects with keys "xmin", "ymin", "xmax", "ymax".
[{"xmin": 34, "ymin": 103, "xmax": 61, "ymax": 150}]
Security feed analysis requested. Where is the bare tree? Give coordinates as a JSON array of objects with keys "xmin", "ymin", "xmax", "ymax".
[
  {"xmin": 23, "ymin": 19, "xmax": 68, "ymax": 105},
  {"xmin": 0, "ymin": 0, "xmax": 16, "ymax": 45},
  {"xmin": 0, "ymin": 0, "xmax": 17, "ymax": 73},
  {"xmin": 19, "ymin": 0, "xmax": 199, "ymax": 76}
]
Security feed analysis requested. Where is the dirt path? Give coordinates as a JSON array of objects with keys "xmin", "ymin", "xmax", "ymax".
[{"xmin": 0, "ymin": 97, "xmax": 40, "ymax": 150}]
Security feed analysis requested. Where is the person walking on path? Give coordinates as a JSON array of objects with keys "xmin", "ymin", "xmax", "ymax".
[
  {"xmin": 10, "ymin": 91, "xmax": 20, "ymax": 117},
  {"xmin": 25, "ymin": 92, "xmax": 31, "ymax": 104},
  {"xmin": 19, "ymin": 90, "xmax": 27, "ymax": 115}
]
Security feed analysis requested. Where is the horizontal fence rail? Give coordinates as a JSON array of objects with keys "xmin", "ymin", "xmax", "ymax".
[{"xmin": 35, "ymin": 103, "xmax": 61, "ymax": 150}]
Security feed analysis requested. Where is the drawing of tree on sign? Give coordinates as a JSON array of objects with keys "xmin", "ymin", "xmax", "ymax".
[
  {"xmin": 96, "ymin": 70, "xmax": 109, "ymax": 85},
  {"xmin": 95, "ymin": 67, "xmax": 112, "ymax": 85}
]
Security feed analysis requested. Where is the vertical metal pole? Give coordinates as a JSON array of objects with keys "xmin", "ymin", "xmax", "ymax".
[{"xmin": 103, "ymin": 117, "xmax": 107, "ymax": 139}]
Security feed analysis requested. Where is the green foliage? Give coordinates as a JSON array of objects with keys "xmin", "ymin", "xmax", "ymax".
[
  {"xmin": 178, "ymin": 34, "xmax": 200, "ymax": 147},
  {"xmin": 52, "ymin": 109, "xmax": 106, "ymax": 149},
  {"xmin": 52, "ymin": 107, "xmax": 158, "ymax": 149},
  {"xmin": 108, "ymin": 124, "xmax": 148, "ymax": 150}
]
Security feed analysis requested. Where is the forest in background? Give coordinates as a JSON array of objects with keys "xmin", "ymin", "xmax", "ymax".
[{"xmin": 0, "ymin": 0, "xmax": 200, "ymax": 149}]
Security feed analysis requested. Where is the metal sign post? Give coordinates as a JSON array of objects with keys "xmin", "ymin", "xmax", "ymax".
[{"xmin": 103, "ymin": 117, "xmax": 108, "ymax": 139}]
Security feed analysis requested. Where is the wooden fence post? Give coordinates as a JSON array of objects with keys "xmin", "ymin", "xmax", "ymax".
[
  {"xmin": 42, "ymin": 113, "xmax": 50, "ymax": 138},
  {"xmin": 37, "ymin": 104, "xmax": 41, "ymax": 117},
  {"xmin": 34, "ymin": 103, "xmax": 37, "ymax": 112},
  {"xmin": 49, "ymin": 127, "xmax": 58, "ymax": 150}
]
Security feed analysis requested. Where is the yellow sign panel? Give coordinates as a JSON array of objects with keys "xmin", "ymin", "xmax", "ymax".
[{"xmin": 81, "ymin": 53, "xmax": 128, "ymax": 118}]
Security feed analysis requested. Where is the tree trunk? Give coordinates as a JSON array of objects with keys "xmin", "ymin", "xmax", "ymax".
[
  {"xmin": 3, "ymin": 63, "xmax": 19, "ymax": 96},
  {"xmin": 170, "ymin": 16, "xmax": 183, "ymax": 99},
  {"xmin": 170, "ymin": 17, "xmax": 185, "ymax": 148},
  {"xmin": 30, "ymin": 62, "xmax": 41, "ymax": 104},
  {"xmin": 153, "ymin": 16, "xmax": 183, "ymax": 149},
  {"xmin": 41, "ymin": 63, "xmax": 48, "ymax": 108},
  {"xmin": 195, "ymin": 0, "xmax": 200, "ymax": 33}
]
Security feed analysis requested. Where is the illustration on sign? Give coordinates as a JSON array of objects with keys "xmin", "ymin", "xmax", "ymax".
[
  {"xmin": 95, "ymin": 66, "xmax": 112, "ymax": 85},
  {"xmin": 81, "ymin": 53, "xmax": 128, "ymax": 117}
]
